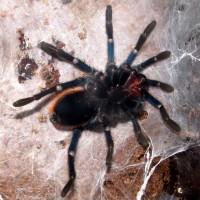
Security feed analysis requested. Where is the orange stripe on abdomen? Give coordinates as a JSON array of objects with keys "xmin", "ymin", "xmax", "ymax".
[{"xmin": 49, "ymin": 86, "xmax": 85, "ymax": 114}]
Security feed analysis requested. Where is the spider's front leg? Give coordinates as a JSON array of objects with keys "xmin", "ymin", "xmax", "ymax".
[
  {"xmin": 125, "ymin": 21, "xmax": 156, "ymax": 66},
  {"xmin": 106, "ymin": 5, "xmax": 115, "ymax": 67},
  {"xmin": 61, "ymin": 129, "xmax": 82, "ymax": 198},
  {"xmin": 38, "ymin": 42, "xmax": 100, "ymax": 75}
]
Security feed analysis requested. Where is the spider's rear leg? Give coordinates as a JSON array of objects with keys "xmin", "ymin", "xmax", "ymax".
[
  {"xmin": 145, "ymin": 92, "xmax": 181, "ymax": 132},
  {"xmin": 84, "ymin": 116, "xmax": 114, "ymax": 171},
  {"xmin": 125, "ymin": 21, "xmax": 156, "ymax": 66},
  {"xmin": 131, "ymin": 114, "xmax": 150, "ymax": 149},
  {"xmin": 61, "ymin": 129, "xmax": 82, "ymax": 198},
  {"xmin": 121, "ymin": 104, "xmax": 150, "ymax": 149},
  {"xmin": 39, "ymin": 42, "xmax": 99, "ymax": 75},
  {"xmin": 147, "ymin": 79, "xmax": 174, "ymax": 93},
  {"xmin": 102, "ymin": 116, "xmax": 114, "ymax": 172},
  {"xmin": 106, "ymin": 5, "xmax": 115, "ymax": 66}
]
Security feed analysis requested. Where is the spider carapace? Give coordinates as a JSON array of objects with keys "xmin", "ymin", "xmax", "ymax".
[{"xmin": 13, "ymin": 5, "xmax": 180, "ymax": 198}]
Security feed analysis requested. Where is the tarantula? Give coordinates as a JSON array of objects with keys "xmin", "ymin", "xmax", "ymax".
[{"xmin": 13, "ymin": 5, "xmax": 180, "ymax": 197}]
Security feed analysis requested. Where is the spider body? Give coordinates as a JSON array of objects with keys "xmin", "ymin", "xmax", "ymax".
[
  {"xmin": 48, "ymin": 66, "xmax": 148, "ymax": 130},
  {"xmin": 13, "ymin": 5, "xmax": 180, "ymax": 198}
]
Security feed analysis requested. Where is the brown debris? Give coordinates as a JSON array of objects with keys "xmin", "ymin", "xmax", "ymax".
[
  {"xmin": 37, "ymin": 114, "xmax": 47, "ymax": 123},
  {"xmin": 17, "ymin": 29, "xmax": 29, "ymax": 51},
  {"xmin": 0, "ymin": 171, "xmax": 55, "ymax": 200},
  {"xmin": 166, "ymin": 146, "xmax": 200, "ymax": 199},
  {"xmin": 69, "ymin": 50, "xmax": 75, "ymax": 56},
  {"xmin": 146, "ymin": 158, "xmax": 170, "ymax": 199},
  {"xmin": 17, "ymin": 54, "xmax": 38, "ymax": 83},
  {"xmin": 62, "ymin": 0, "xmax": 72, "ymax": 4},
  {"xmin": 40, "ymin": 61, "xmax": 60, "ymax": 89},
  {"xmin": 104, "ymin": 136, "xmax": 171, "ymax": 199},
  {"xmin": 78, "ymin": 28, "xmax": 87, "ymax": 40},
  {"xmin": 0, "ymin": 11, "xmax": 7, "ymax": 20},
  {"xmin": 56, "ymin": 139, "xmax": 68, "ymax": 149},
  {"xmin": 43, "ymin": 18, "xmax": 49, "ymax": 26},
  {"xmin": 52, "ymin": 36, "xmax": 66, "ymax": 49},
  {"xmin": 138, "ymin": 110, "xmax": 148, "ymax": 121}
]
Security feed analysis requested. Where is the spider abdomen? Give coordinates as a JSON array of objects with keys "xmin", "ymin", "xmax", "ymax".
[{"xmin": 49, "ymin": 87, "xmax": 99, "ymax": 130}]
